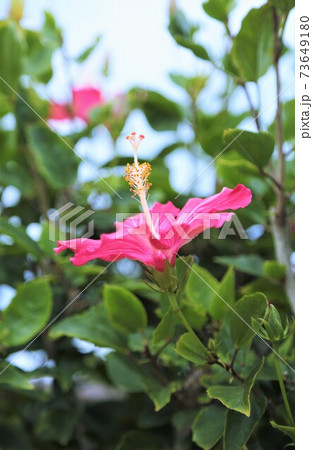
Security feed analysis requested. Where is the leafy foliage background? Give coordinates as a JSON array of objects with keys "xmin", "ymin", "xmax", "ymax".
[{"xmin": 0, "ymin": 1, "xmax": 295, "ymax": 449}]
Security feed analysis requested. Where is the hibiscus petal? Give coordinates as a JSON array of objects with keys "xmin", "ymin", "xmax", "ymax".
[
  {"xmin": 49, "ymin": 102, "xmax": 71, "ymax": 120},
  {"xmin": 178, "ymin": 184, "xmax": 252, "ymax": 220},
  {"xmin": 72, "ymin": 87, "xmax": 103, "ymax": 122},
  {"xmin": 172, "ymin": 185, "xmax": 252, "ymax": 253},
  {"xmin": 55, "ymin": 233, "xmax": 167, "ymax": 271}
]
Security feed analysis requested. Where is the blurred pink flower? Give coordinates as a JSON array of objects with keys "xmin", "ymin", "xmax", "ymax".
[
  {"xmin": 55, "ymin": 184, "xmax": 252, "ymax": 271},
  {"xmin": 49, "ymin": 86, "xmax": 103, "ymax": 122}
]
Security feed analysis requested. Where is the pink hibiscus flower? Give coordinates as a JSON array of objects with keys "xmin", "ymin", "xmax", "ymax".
[
  {"xmin": 55, "ymin": 133, "xmax": 252, "ymax": 271},
  {"xmin": 49, "ymin": 86, "xmax": 103, "ymax": 122}
]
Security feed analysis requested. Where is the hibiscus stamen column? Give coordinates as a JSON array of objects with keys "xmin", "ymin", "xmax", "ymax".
[
  {"xmin": 124, "ymin": 132, "xmax": 159, "ymax": 239},
  {"xmin": 124, "ymin": 132, "xmax": 212, "ymax": 362}
]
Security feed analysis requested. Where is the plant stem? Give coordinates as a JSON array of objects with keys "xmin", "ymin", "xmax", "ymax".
[
  {"xmin": 273, "ymin": 344, "xmax": 294, "ymax": 426},
  {"xmin": 272, "ymin": 7, "xmax": 295, "ymax": 312},
  {"xmin": 168, "ymin": 292, "xmax": 209, "ymax": 356},
  {"xmin": 240, "ymin": 83, "xmax": 261, "ymax": 131},
  {"xmin": 230, "ymin": 348, "xmax": 238, "ymax": 370}
]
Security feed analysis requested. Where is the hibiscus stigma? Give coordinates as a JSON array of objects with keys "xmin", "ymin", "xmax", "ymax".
[{"xmin": 124, "ymin": 132, "xmax": 159, "ymax": 239}]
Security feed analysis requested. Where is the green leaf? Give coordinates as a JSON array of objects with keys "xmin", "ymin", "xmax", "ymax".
[
  {"xmin": 174, "ymin": 35, "xmax": 211, "ymax": 60},
  {"xmin": 269, "ymin": 99, "xmax": 295, "ymax": 142},
  {"xmin": 214, "ymin": 254, "xmax": 264, "ymax": 277},
  {"xmin": 223, "ymin": 129, "xmax": 275, "ymax": 168},
  {"xmin": 264, "ymin": 260, "xmax": 286, "ymax": 280},
  {"xmin": 35, "ymin": 406, "xmax": 80, "ymax": 446},
  {"xmin": 0, "ymin": 20, "xmax": 24, "ymax": 94},
  {"xmin": 268, "ymin": 0, "xmax": 295, "ymax": 12},
  {"xmin": 217, "ymin": 155, "xmax": 260, "ymax": 186},
  {"xmin": 0, "ymin": 278, "xmax": 52, "ymax": 347},
  {"xmin": 24, "ymin": 29, "xmax": 55, "ymax": 81},
  {"xmin": 209, "ymin": 267, "xmax": 235, "ymax": 321},
  {"xmin": 224, "ymin": 396, "xmax": 267, "ymax": 449},
  {"xmin": 75, "ymin": 35, "xmax": 101, "ymax": 63},
  {"xmin": 0, "ymin": 363, "xmax": 33, "ymax": 390},
  {"xmin": 0, "ymin": 91, "xmax": 13, "ymax": 116},
  {"xmin": 26, "ymin": 124, "xmax": 79, "ymax": 190},
  {"xmin": 107, "ymin": 352, "xmax": 175, "ymax": 410},
  {"xmin": 152, "ymin": 308, "xmax": 177, "ymax": 347},
  {"xmin": 106, "ymin": 352, "xmax": 145, "ymax": 393},
  {"xmin": 198, "ymin": 111, "xmax": 248, "ymax": 157},
  {"xmin": 186, "ymin": 264, "xmax": 220, "ymax": 312},
  {"xmin": 129, "ymin": 88, "xmax": 182, "ymax": 131},
  {"xmin": 169, "ymin": 10, "xmax": 210, "ymax": 61},
  {"xmin": 231, "ymin": 5, "xmax": 275, "ymax": 81},
  {"xmin": 0, "ymin": 162, "xmax": 34, "ymax": 196},
  {"xmin": 207, "ymin": 358, "xmax": 264, "ymax": 416},
  {"xmin": 192, "ymin": 404, "xmax": 227, "ymax": 449},
  {"xmin": 175, "ymin": 332, "xmax": 209, "ymax": 365},
  {"xmin": 141, "ymin": 377, "xmax": 176, "ymax": 412},
  {"xmin": 170, "ymin": 73, "xmax": 208, "ymax": 99},
  {"xmin": 270, "ymin": 421, "xmax": 295, "ymax": 440},
  {"xmin": 104, "ymin": 285, "xmax": 147, "ymax": 334},
  {"xmin": 0, "ymin": 217, "xmax": 42, "ymax": 258},
  {"xmin": 203, "ymin": 0, "xmax": 235, "ymax": 22},
  {"xmin": 49, "ymin": 304, "xmax": 127, "ymax": 352},
  {"xmin": 117, "ymin": 431, "xmax": 171, "ymax": 450},
  {"xmin": 229, "ymin": 293, "xmax": 268, "ymax": 349}
]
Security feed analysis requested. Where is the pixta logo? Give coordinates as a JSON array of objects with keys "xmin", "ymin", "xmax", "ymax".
[{"xmin": 49, "ymin": 202, "xmax": 95, "ymax": 243}]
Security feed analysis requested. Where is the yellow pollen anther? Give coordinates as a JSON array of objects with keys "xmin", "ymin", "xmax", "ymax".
[
  {"xmin": 124, "ymin": 162, "xmax": 152, "ymax": 198},
  {"xmin": 123, "ymin": 132, "xmax": 159, "ymax": 239}
]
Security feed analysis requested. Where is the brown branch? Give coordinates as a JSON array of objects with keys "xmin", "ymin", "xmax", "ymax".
[{"xmin": 271, "ymin": 7, "xmax": 295, "ymax": 312}]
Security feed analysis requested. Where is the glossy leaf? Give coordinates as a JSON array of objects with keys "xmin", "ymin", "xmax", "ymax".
[
  {"xmin": 175, "ymin": 332, "xmax": 209, "ymax": 365},
  {"xmin": 264, "ymin": 260, "xmax": 286, "ymax": 280},
  {"xmin": 169, "ymin": 10, "xmax": 210, "ymax": 61},
  {"xmin": 223, "ymin": 129, "xmax": 275, "ymax": 168},
  {"xmin": 203, "ymin": 0, "xmax": 235, "ymax": 22},
  {"xmin": 207, "ymin": 358, "xmax": 264, "ymax": 416},
  {"xmin": 209, "ymin": 266, "xmax": 235, "ymax": 321},
  {"xmin": 104, "ymin": 285, "xmax": 147, "ymax": 334},
  {"xmin": 0, "ymin": 278, "xmax": 52, "ymax": 347},
  {"xmin": 106, "ymin": 352, "xmax": 145, "ymax": 393},
  {"xmin": 224, "ymin": 396, "xmax": 267, "ymax": 449},
  {"xmin": 192, "ymin": 404, "xmax": 227, "ymax": 449},
  {"xmin": 269, "ymin": 0, "xmax": 295, "ymax": 12},
  {"xmin": 0, "ymin": 364, "xmax": 33, "ymax": 390},
  {"xmin": 75, "ymin": 35, "xmax": 101, "ymax": 63},
  {"xmin": 229, "ymin": 293, "xmax": 268, "ymax": 349},
  {"xmin": 186, "ymin": 264, "xmax": 220, "ymax": 312},
  {"xmin": 231, "ymin": 5, "xmax": 274, "ymax": 81},
  {"xmin": 35, "ymin": 407, "xmax": 81, "ymax": 446},
  {"xmin": 0, "ymin": 162, "xmax": 34, "ymax": 196},
  {"xmin": 270, "ymin": 421, "xmax": 295, "ymax": 440},
  {"xmin": 26, "ymin": 124, "xmax": 79, "ymax": 190},
  {"xmin": 0, "ymin": 20, "xmax": 24, "ymax": 93},
  {"xmin": 107, "ymin": 352, "xmax": 175, "ymax": 411},
  {"xmin": 129, "ymin": 88, "xmax": 182, "ymax": 131},
  {"xmin": 214, "ymin": 254, "xmax": 264, "ymax": 277},
  {"xmin": 152, "ymin": 308, "xmax": 177, "ymax": 347},
  {"xmin": 0, "ymin": 217, "xmax": 42, "ymax": 258},
  {"xmin": 49, "ymin": 304, "xmax": 127, "ymax": 352},
  {"xmin": 24, "ymin": 29, "xmax": 55, "ymax": 81}
]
